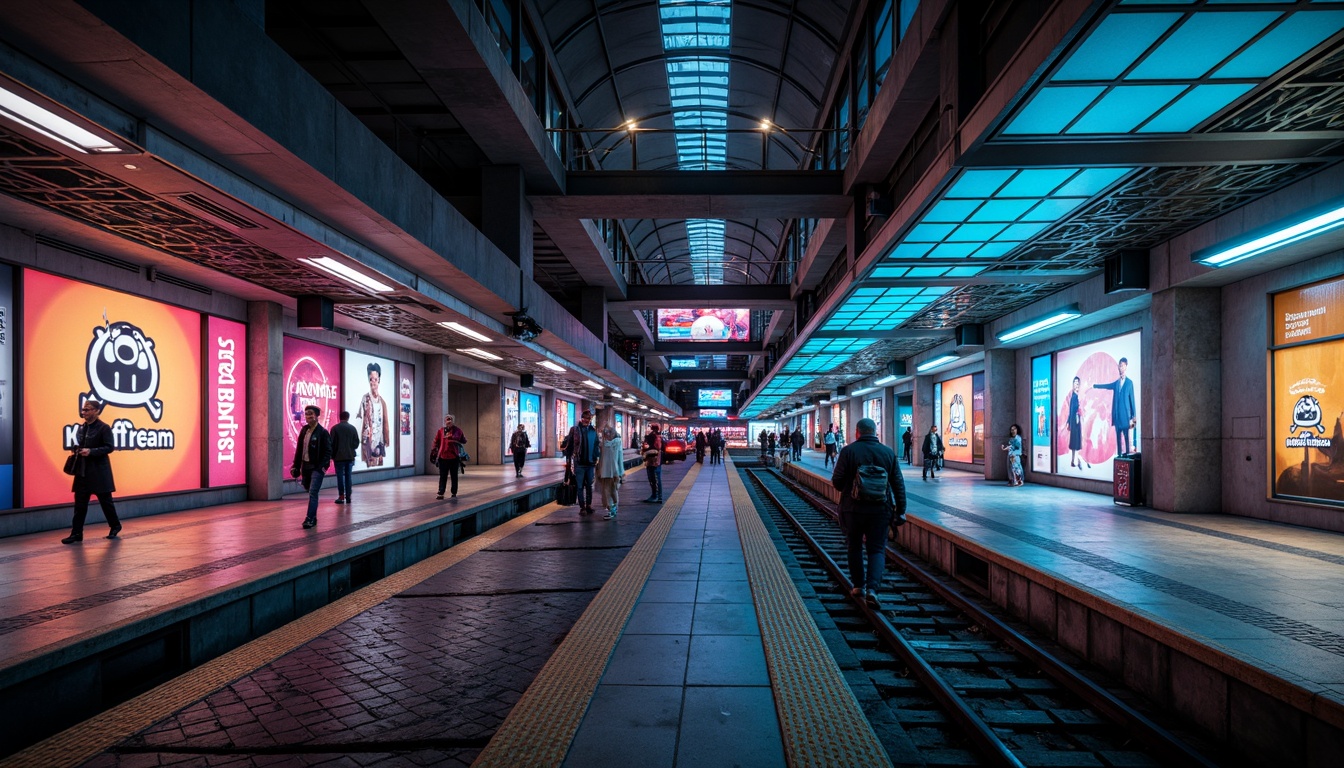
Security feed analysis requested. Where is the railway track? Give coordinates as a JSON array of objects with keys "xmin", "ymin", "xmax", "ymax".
[{"xmin": 740, "ymin": 465, "xmax": 1222, "ymax": 768}]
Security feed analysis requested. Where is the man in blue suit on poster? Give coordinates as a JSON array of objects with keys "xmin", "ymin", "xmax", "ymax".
[{"xmin": 1093, "ymin": 357, "xmax": 1136, "ymax": 456}]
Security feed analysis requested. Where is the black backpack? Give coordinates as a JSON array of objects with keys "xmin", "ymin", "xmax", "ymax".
[{"xmin": 851, "ymin": 463, "xmax": 892, "ymax": 506}]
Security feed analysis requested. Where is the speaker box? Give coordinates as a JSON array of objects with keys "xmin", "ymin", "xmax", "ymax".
[
  {"xmin": 1105, "ymin": 249, "xmax": 1149, "ymax": 293},
  {"xmin": 520, "ymin": 373, "xmax": 534, "ymax": 388},
  {"xmin": 297, "ymin": 295, "xmax": 333, "ymax": 330},
  {"xmin": 835, "ymin": 385, "xmax": 848, "ymax": 397},
  {"xmin": 954, "ymin": 324, "xmax": 984, "ymax": 347}
]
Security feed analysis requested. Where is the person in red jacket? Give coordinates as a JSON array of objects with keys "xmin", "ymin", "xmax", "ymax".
[{"xmin": 432, "ymin": 414, "xmax": 468, "ymax": 500}]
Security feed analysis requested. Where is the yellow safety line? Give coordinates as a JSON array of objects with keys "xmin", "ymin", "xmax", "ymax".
[
  {"xmin": 725, "ymin": 456, "xmax": 894, "ymax": 768},
  {"xmin": 472, "ymin": 462, "xmax": 702, "ymax": 768},
  {"xmin": 2, "ymin": 496, "xmax": 576, "ymax": 768}
]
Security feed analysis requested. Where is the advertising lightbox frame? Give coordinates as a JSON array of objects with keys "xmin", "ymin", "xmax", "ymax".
[
  {"xmin": 1052, "ymin": 330, "xmax": 1142, "ymax": 481},
  {"xmin": 343, "ymin": 349, "xmax": 397, "ymax": 472}
]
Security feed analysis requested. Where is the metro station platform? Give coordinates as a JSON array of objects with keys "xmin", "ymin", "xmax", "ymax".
[{"xmin": 781, "ymin": 449, "xmax": 1344, "ymax": 760}]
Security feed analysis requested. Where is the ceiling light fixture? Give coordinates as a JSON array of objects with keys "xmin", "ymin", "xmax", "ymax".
[
  {"xmin": 0, "ymin": 82, "xmax": 122, "ymax": 153},
  {"xmin": 996, "ymin": 304, "xmax": 1083, "ymax": 343},
  {"xmin": 873, "ymin": 374, "xmax": 899, "ymax": 386},
  {"xmin": 1194, "ymin": 200, "xmax": 1344, "ymax": 268},
  {"xmin": 457, "ymin": 348, "xmax": 502, "ymax": 362},
  {"xmin": 538, "ymin": 360, "xmax": 567, "ymax": 373},
  {"xmin": 299, "ymin": 256, "xmax": 394, "ymax": 293},
  {"xmin": 851, "ymin": 387, "xmax": 877, "ymax": 397},
  {"xmin": 916, "ymin": 354, "xmax": 961, "ymax": 373},
  {"xmin": 581, "ymin": 380, "xmax": 604, "ymax": 390},
  {"xmin": 439, "ymin": 321, "xmax": 490, "ymax": 342}
]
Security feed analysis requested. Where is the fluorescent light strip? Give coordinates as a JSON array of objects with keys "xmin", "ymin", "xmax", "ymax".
[
  {"xmin": 1195, "ymin": 203, "xmax": 1344, "ymax": 267},
  {"xmin": 0, "ymin": 83, "xmax": 121, "ymax": 153},
  {"xmin": 538, "ymin": 360, "xmax": 567, "ymax": 373},
  {"xmin": 458, "ymin": 348, "xmax": 502, "ymax": 362},
  {"xmin": 439, "ymin": 321, "xmax": 490, "ymax": 343},
  {"xmin": 299, "ymin": 256, "xmax": 394, "ymax": 293},
  {"xmin": 581, "ymin": 380, "xmax": 604, "ymax": 390},
  {"xmin": 916, "ymin": 354, "xmax": 961, "ymax": 373},
  {"xmin": 873, "ymin": 375, "xmax": 899, "ymax": 386},
  {"xmin": 851, "ymin": 387, "xmax": 878, "ymax": 396},
  {"xmin": 997, "ymin": 306, "xmax": 1083, "ymax": 343}
]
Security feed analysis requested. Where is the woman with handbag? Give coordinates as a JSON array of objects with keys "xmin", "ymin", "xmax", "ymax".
[
  {"xmin": 63, "ymin": 400, "xmax": 121, "ymax": 543},
  {"xmin": 431, "ymin": 414, "xmax": 468, "ymax": 500}
]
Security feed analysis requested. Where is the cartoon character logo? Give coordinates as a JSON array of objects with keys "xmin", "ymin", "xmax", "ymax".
[
  {"xmin": 948, "ymin": 393, "xmax": 967, "ymax": 435},
  {"xmin": 1290, "ymin": 395, "xmax": 1324, "ymax": 435},
  {"xmin": 85, "ymin": 316, "xmax": 163, "ymax": 422}
]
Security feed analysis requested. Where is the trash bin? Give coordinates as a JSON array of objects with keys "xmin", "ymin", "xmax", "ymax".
[{"xmin": 1114, "ymin": 453, "xmax": 1143, "ymax": 506}]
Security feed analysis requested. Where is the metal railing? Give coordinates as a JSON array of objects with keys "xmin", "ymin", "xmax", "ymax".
[{"xmin": 545, "ymin": 126, "xmax": 849, "ymax": 172}]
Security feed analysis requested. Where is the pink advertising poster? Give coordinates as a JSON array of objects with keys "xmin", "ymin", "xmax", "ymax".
[
  {"xmin": 206, "ymin": 316, "xmax": 247, "ymax": 486},
  {"xmin": 282, "ymin": 336, "xmax": 340, "ymax": 472},
  {"xmin": 398, "ymin": 361, "xmax": 415, "ymax": 467},
  {"xmin": 1053, "ymin": 331, "xmax": 1141, "ymax": 480}
]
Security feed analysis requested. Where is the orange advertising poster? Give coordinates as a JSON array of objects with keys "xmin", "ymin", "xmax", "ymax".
[
  {"xmin": 23, "ymin": 271, "xmax": 202, "ymax": 507},
  {"xmin": 1273, "ymin": 274, "xmax": 1344, "ymax": 346},
  {"xmin": 940, "ymin": 374, "xmax": 974, "ymax": 464},
  {"xmin": 1272, "ymin": 338, "xmax": 1344, "ymax": 505}
]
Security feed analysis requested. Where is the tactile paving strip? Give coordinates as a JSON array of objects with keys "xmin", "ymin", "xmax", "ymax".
[
  {"xmin": 725, "ymin": 457, "xmax": 894, "ymax": 768},
  {"xmin": 0, "ymin": 499, "xmax": 566, "ymax": 768},
  {"xmin": 471, "ymin": 463, "xmax": 703, "ymax": 768}
]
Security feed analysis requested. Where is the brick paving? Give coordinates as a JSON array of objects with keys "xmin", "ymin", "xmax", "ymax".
[{"xmin": 76, "ymin": 461, "xmax": 695, "ymax": 767}]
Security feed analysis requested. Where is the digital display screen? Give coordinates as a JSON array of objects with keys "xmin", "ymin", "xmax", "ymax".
[
  {"xmin": 939, "ymin": 374, "xmax": 975, "ymax": 464},
  {"xmin": 344, "ymin": 350, "xmax": 397, "ymax": 472},
  {"xmin": 24, "ymin": 270, "xmax": 203, "ymax": 506},
  {"xmin": 207, "ymin": 316, "xmax": 247, "ymax": 487},
  {"xmin": 1272, "ymin": 276, "xmax": 1344, "ymax": 506},
  {"xmin": 699, "ymin": 408, "xmax": 727, "ymax": 418},
  {"xmin": 520, "ymin": 392, "xmax": 541, "ymax": 454},
  {"xmin": 1030, "ymin": 354, "xmax": 1052, "ymax": 474},
  {"xmin": 863, "ymin": 398, "xmax": 883, "ymax": 442},
  {"xmin": 397, "ymin": 362, "xmax": 415, "ymax": 467},
  {"xmin": 656, "ymin": 309, "xmax": 750, "ymax": 342},
  {"xmin": 283, "ymin": 337, "xmax": 340, "ymax": 475},
  {"xmin": 0, "ymin": 265, "xmax": 14, "ymax": 509},
  {"xmin": 1054, "ymin": 331, "xmax": 1142, "ymax": 480},
  {"xmin": 698, "ymin": 388, "xmax": 733, "ymax": 407},
  {"xmin": 669, "ymin": 358, "xmax": 699, "ymax": 369}
]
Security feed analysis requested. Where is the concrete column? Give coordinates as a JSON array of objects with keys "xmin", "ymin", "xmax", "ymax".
[
  {"xmin": 481, "ymin": 165, "xmax": 533, "ymax": 279},
  {"xmin": 246, "ymin": 301, "xmax": 283, "ymax": 501},
  {"xmin": 882, "ymin": 387, "xmax": 896, "ymax": 447},
  {"xmin": 913, "ymin": 375, "xmax": 936, "ymax": 465},
  {"xmin": 476, "ymin": 383, "xmax": 504, "ymax": 465},
  {"xmin": 541, "ymin": 389, "xmax": 557, "ymax": 455},
  {"xmin": 425, "ymin": 354, "xmax": 450, "ymax": 473},
  {"xmin": 580, "ymin": 287, "xmax": 607, "ymax": 345},
  {"xmin": 983, "ymin": 349, "xmax": 1017, "ymax": 481},
  {"xmin": 1151, "ymin": 288, "xmax": 1222, "ymax": 512}
]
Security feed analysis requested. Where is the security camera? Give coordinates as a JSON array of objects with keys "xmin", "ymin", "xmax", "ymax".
[{"xmin": 508, "ymin": 310, "xmax": 543, "ymax": 342}]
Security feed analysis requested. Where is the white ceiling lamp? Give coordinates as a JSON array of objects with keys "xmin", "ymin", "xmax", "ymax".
[
  {"xmin": 458, "ymin": 347, "xmax": 502, "ymax": 362},
  {"xmin": 298, "ymin": 256, "xmax": 394, "ymax": 293},
  {"xmin": 873, "ymin": 374, "xmax": 899, "ymax": 386},
  {"xmin": 997, "ymin": 304, "xmax": 1083, "ymax": 344},
  {"xmin": 916, "ymin": 354, "xmax": 961, "ymax": 373},
  {"xmin": 0, "ymin": 82, "xmax": 122, "ymax": 153},
  {"xmin": 538, "ymin": 360, "xmax": 567, "ymax": 373},
  {"xmin": 1194, "ymin": 199, "xmax": 1344, "ymax": 268},
  {"xmin": 439, "ymin": 321, "xmax": 490, "ymax": 343},
  {"xmin": 581, "ymin": 380, "xmax": 604, "ymax": 390}
]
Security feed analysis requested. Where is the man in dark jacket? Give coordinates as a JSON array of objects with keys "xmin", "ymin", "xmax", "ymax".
[
  {"xmin": 790, "ymin": 427, "xmax": 804, "ymax": 461},
  {"xmin": 290, "ymin": 405, "xmax": 333, "ymax": 529},
  {"xmin": 901, "ymin": 427, "xmax": 913, "ymax": 465},
  {"xmin": 63, "ymin": 399, "xmax": 121, "ymax": 543},
  {"xmin": 832, "ymin": 418, "xmax": 906, "ymax": 609},
  {"xmin": 330, "ymin": 410, "xmax": 359, "ymax": 504},
  {"xmin": 564, "ymin": 410, "xmax": 601, "ymax": 514},
  {"xmin": 922, "ymin": 425, "xmax": 943, "ymax": 480}
]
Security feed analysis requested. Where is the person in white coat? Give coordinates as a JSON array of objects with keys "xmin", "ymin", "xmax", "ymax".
[{"xmin": 597, "ymin": 425, "xmax": 624, "ymax": 520}]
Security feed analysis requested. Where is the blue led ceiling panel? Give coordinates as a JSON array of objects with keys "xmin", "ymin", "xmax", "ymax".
[
  {"xmin": 1052, "ymin": 13, "xmax": 1181, "ymax": 80},
  {"xmin": 1127, "ymin": 12, "xmax": 1281, "ymax": 80}
]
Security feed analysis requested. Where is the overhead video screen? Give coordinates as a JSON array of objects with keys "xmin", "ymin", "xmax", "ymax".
[
  {"xmin": 1053, "ymin": 331, "xmax": 1141, "ymax": 481},
  {"xmin": 283, "ymin": 337, "xmax": 340, "ymax": 474},
  {"xmin": 699, "ymin": 408, "xmax": 727, "ymax": 418},
  {"xmin": 24, "ymin": 270, "xmax": 203, "ymax": 507},
  {"xmin": 1272, "ymin": 275, "xmax": 1344, "ymax": 507},
  {"xmin": 344, "ymin": 350, "xmax": 397, "ymax": 472},
  {"xmin": 656, "ymin": 308, "xmax": 750, "ymax": 342},
  {"xmin": 669, "ymin": 358, "xmax": 699, "ymax": 369},
  {"xmin": 698, "ymin": 388, "xmax": 733, "ymax": 407}
]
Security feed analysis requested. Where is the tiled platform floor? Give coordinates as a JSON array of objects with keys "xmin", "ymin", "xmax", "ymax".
[{"xmin": 786, "ymin": 449, "xmax": 1344, "ymax": 706}]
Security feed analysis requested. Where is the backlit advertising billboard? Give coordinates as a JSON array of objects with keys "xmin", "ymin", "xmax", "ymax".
[
  {"xmin": 206, "ymin": 316, "xmax": 247, "ymax": 487},
  {"xmin": 699, "ymin": 408, "xmax": 727, "ymax": 418},
  {"xmin": 1054, "ymin": 331, "xmax": 1141, "ymax": 480},
  {"xmin": 397, "ymin": 362, "xmax": 415, "ymax": 467},
  {"xmin": 863, "ymin": 398, "xmax": 883, "ymax": 442},
  {"xmin": 23, "ymin": 270, "xmax": 203, "ymax": 507},
  {"xmin": 344, "ymin": 350, "xmax": 396, "ymax": 472},
  {"xmin": 521, "ymin": 392, "xmax": 541, "ymax": 453},
  {"xmin": 0, "ymin": 265, "xmax": 12, "ymax": 509},
  {"xmin": 698, "ymin": 388, "xmax": 732, "ymax": 407},
  {"xmin": 1031, "ymin": 354, "xmax": 1052, "ymax": 473},
  {"xmin": 556, "ymin": 398, "xmax": 575, "ymax": 456},
  {"xmin": 656, "ymin": 308, "xmax": 750, "ymax": 341},
  {"xmin": 283, "ymin": 337, "xmax": 339, "ymax": 473},
  {"xmin": 1272, "ymin": 275, "xmax": 1344, "ymax": 506},
  {"xmin": 939, "ymin": 374, "xmax": 975, "ymax": 464}
]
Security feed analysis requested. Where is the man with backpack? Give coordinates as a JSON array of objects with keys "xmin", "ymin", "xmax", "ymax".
[
  {"xmin": 831, "ymin": 417, "xmax": 906, "ymax": 610},
  {"xmin": 563, "ymin": 410, "xmax": 601, "ymax": 514}
]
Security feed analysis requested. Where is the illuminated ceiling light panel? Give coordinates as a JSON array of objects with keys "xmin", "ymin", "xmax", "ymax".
[
  {"xmin": 538, "ymin": 360, "xmax": 567, "ymax": 372},
  {"xmin": 299, "ymin": 256, "xmax": 394, "ymax": 293},
  {"xmin": 0, "ymin": 82, "xmax": 122, "ymax": 153},
  {"xmin": 997, "ymin": 304, "xmax": 1084, "ymax": 343},
  {"xmin": 581, "ymin": 380, "xmax": 605, "ymax": 390},
  {"xmin": 1004, "ymin": 7, "xmax": 1344, "ymax": 136},
  {"xmin": 458, "ymin": 348, "xmax": 503, "ymax": 362},
  {"xmin": 916, "ymin": 354, "xmax": 961, "ymax": 373},
  {"xmin": 1194, "ymin": 200, "xmax": 1344, "ymax": 268},
  {"xmin": 823, "ymin": 286, "xmax": 953, "ymax": 332},
  {"xmin": 438, "ymin": 321, "xmax": 490, "ymax": 342}
]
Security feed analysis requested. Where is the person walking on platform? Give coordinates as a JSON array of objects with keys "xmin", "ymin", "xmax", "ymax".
[
  {"xmin": 1001, "ymin": 424, "xmax": 1024, "ymax": 487},
  {"xmin": 509, "ymin": 423, "xmax": 531, "ymax": 477},
  {"xmin": 791, "ymin": 426, "xmax": 804, "ymax": 461},
  {"xmin": 643, "ymin": 424, "xmax": 664, "ymax": 503},
  {"xmin": 597, "ymin": 425, "xmax": 623, "ymax": 520},
  {"xmin": 290, "ymin": 405, "xmax": 332, "ymax": 529},
  {"xmin": 758, "ymin": 429, "xmax": 768, "ymax": 457},
  {"xmin": 831, "ymin": 418, "xmax": 906, "ymax": 610},
  {"xmin": 63, "ymin": 399, "xmax": 122, "ymax": 544},
  {"xmin": 709, "ymin": 429, "xmax": 723, "ymax": 465},
  {"xmin": 564, "ymin": 410, "xmax": 600, "ymax": 514},
  {"xmin": 432, "ymin": 414, "xmax": 467, "ymax": 500},
  {"xmin": 823, "ymin": 423, "xmax": 838, "ymax": 468},
  {"xmin": 922, "ymin": 425, "xmax": 943, "ymax": 480},
  {"xmin": 766, "ymin": 431, "xmax": 777, "ymax": 462},
  {"xmin": 901, "ymin": 427, "xmax": 913, "ymax": 466},
  {"xmin": 330, "ymin": 411, "xmax": 359, "ymax": 504},
  {"xmin": 695, "ymin": 429, "xmax": 707, "ymax": 463}
]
